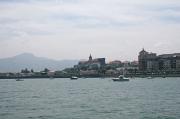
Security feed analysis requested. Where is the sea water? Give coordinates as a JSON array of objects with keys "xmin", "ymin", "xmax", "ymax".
[{"xmin": 0, "ymin": 78, "xmax": 180, "ymax": 119}]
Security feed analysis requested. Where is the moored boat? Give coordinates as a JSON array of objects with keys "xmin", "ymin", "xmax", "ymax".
[
  {"xmin": 147, "ymin": 76, "xmax": 153, "ymax": 79},
  {"xmin": 49, "ymin": 76, "xmax": 54, "ymax": 80},
  {"xmin": 15, "ymin": 73, "xmax": 24, "ymax": 81},
  {"xmin": 112, "ymin": 75, "xmax": 129, "ymax": 81},
  {"xmin": 70, "ymin": 76, "xmax": 78, "ymax": 80},
  {"xmin": 16, "ymin": 78, "xmax": 24, "ymax": 81}
]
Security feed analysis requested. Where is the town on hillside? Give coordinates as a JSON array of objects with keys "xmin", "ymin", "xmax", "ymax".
[{"xmin": 0, "ymin": 49, "xmax": 180, "ymax": 79}]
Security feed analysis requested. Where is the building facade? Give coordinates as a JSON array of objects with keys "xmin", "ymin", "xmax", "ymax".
[
  {"xmin": 76, "ymin": 54, "xmax": 106, "ymax": 70},
  {"xmin": 138, "ymin": 48, "xmax": 158, "ymax": 71},
  {"xmin": 138, "ymin": 49, "xmax": 180, "ymax": 72}
]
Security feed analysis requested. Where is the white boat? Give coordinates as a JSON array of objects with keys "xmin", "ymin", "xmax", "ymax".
[
  {"xmin": 112, "ymin": 75, "xmax": 129, "ymax": 81},
  {"xmin": 70, "ymin": 76, "xmax": 78, "ymax": 80},
  {"xmin": 147, "ymin": 76, "xmax": 153, "ymax": 79}
]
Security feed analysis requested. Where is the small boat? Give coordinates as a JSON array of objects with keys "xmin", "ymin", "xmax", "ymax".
[
  {"xmin": 49, "ymin": 76, "xmax": 54, "ymax": 80},
  {"xmin": 147, "ymin": 73, "xmax": 154, "ymax": 79},
  {"xmin": 70, "ymin": 76, "xmax": 78, "ymax": 80},
  {"xmin": 112, "ymin": 75, "xmax": 129, "ymax": 81},
  {"xmin": 162, "ymin": 72, "xmax": 166, "ymax": 78},
  {"xmin": 15, "ymin": 73, "xmax": 24, "ymax": 81},
  {"xmin": 16, "ymin": 78, "xmax": 24, "ymax": 81},
  {"xmin": 147, "ymin": 76, "xmax": 153, "ymax": 79}
]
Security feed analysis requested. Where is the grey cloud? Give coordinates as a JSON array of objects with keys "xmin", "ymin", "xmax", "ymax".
[
  {"xmin": 0, "ymin": 0, "xmax": 80, "ymax": 3},
  {"xmin": 0, "ymin": 0, "xmax": 180, "ymax": 60}
]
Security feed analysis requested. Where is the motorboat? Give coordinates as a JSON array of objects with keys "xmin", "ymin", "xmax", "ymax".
[
  {"xmin": 70, "ymin": 76, "xmax": 78, "ymax": 80},
  {"xmin": 147, "ymin": 76, "xmax": 153, "ymax": 79},
  {"xmin": 16, "ymin": 78, "xmax": 24, "ymax": 81},
  {"xmin": 112, "ymin": 75, "xmax": 129, "ymax": 81}
]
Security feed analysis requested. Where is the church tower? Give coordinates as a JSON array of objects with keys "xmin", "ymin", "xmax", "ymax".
[{"xmin": 89, "ymin": 54, "xmax": 92, "ymax": 61}]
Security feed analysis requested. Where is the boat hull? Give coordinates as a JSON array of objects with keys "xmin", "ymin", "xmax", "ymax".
[
  {"xmin": 16, "ymin": 79, "xmax": 24, "ymax": 81},
  {"xmin": 70, "ymin": 77, "xmax": 78, "ymax": 80},
  {"xmin": 112, "ymin": 78, "xmax": 129, "ymax": 81},
  {"xmin": 112, "ymin": 76, "xmax": 129, "ymax": 81}
]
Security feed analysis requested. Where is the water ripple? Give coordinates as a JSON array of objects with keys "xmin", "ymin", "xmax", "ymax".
[{"xmin": 0, "ymin": 78, "xmax": 180, "ymax": 119}]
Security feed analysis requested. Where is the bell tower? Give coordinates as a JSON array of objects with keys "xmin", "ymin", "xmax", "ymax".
[{"xmin": 89, "ymin": 54, "xmax": 92, "ymax": 61}]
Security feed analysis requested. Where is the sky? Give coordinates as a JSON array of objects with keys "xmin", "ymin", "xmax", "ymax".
[{"xmin": 0, "ymin": 0, "xmax": 180, "ymax": 61}]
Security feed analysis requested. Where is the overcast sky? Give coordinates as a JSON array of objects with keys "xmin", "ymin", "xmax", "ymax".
[{"xmin": 0, "ymin": 0, "xmax": 180, "ymax": 61}]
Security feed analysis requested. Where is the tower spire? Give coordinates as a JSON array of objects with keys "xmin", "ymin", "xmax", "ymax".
[{"xmin": 89, "ymin": 54, "xmax": 92, "ymax": 61}]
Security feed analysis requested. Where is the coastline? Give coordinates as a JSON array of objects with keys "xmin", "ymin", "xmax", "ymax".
[{"xmin": 1, "ymin": 74, "xmax": 180, "ymax": 79}]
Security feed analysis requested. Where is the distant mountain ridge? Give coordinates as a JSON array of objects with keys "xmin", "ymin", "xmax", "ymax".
[{"xmin": 0, "ymin": 53, "xmax": 78, "ymax": 72}]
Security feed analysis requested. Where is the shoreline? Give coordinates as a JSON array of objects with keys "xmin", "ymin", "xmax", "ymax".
[{"xmin": 1, "ymin": 74, "xmax": 180, "ymax": 79}]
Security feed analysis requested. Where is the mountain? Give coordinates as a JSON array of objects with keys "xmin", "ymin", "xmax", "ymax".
[{"xmin": 0, "ymin": 53, "xmax": 79, "ymax": 72}]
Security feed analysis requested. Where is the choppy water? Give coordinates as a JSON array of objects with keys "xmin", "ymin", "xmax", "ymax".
[{"xmin": 0, "ymin": 78, "xmax": 180, "ymax": 119}]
